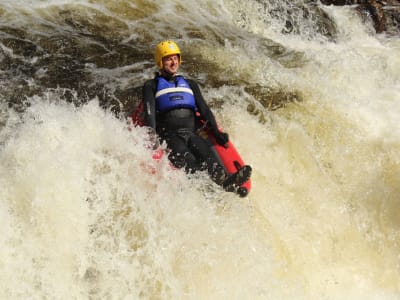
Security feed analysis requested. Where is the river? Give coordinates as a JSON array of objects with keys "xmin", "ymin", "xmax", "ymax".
[{"xmin": 0, "ymin": 0, "xmax": 399, "ymax": 299}]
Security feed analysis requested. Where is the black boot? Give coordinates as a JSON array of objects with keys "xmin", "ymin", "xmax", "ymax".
[
  {"xmin": 210, "ymin": 164, "xmax": 228, "ymax": 186},
  {"xmin": 222, "ymin": 165, "xmax": 252, "ymax": 190}
]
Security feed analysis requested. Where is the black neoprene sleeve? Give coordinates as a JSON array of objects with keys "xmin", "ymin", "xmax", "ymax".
[{"xmin": 186, "ymin": 79, "xmax": 220, "ymax": 132}]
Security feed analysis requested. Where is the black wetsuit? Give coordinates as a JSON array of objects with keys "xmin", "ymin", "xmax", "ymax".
[{"xmin": 142, "ymin": 73, "xmax": 226, "ymax": 184}]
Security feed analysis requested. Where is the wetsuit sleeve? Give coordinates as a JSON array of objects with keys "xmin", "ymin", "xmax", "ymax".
[
  {"xmin": 187, "ymin": 79, "xmax": 220, "ymax": 132},
  {"xmin": 142, "ymin": 79, "xmax": 157, "ymax": 130}
]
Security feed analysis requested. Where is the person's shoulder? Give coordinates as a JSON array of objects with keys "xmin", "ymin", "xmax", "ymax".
[{"xmin": 143, "ymin": 78, "xmax": 157, "ymax": 88}]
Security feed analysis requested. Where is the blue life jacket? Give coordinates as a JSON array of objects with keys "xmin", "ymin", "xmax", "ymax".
[{"xmin": 155, "ymin": 76, "xmax": 197, "ymax": 113}]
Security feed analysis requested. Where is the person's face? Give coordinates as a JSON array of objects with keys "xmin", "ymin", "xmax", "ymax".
[{"xmin": 162, "ymin": 54, "xmax": 180, "ymax": 75}]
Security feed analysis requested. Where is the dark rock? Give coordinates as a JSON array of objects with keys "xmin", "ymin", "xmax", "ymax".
[
  {"xmin": 320, "ymin": 0, "xmax": 355, "ymax": 4},
  {"xmin": 321, "ymin": 0, "xmax": 400, "ymax": 34},
  {"xmin": 357, "ymin": 0, "xmax": 387, "ymax": 33}
]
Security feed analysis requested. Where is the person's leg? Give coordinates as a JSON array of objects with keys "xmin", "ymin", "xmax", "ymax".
[
  {"xmin": 222, "ymin": 165, "xmax": 252, "ymax": 190},
  {"xmin": 163, "ymin": 132, "xmax": 202, "ymax": 173},
  {"xmin": 188, "ymin": 133, "xmax": 252, "ymax": 189},
  {"xmin": 187, "ymin": 134, "xmax": 225, "ymax": 179}
]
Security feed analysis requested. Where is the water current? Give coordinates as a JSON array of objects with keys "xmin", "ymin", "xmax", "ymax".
[{"xmin": 0, "ymin": 0, "xmax": 399, "ymax": 299}]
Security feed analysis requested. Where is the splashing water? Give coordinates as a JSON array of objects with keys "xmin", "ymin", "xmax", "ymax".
[{"xmin": 0, "ymin": 0, "xmax": 399, "ymax": 299}]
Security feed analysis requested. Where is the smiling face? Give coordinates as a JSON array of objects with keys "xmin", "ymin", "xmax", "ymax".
[{"xmin": 161, "ymin": 54, "xmax": 180, "ymax": 75}]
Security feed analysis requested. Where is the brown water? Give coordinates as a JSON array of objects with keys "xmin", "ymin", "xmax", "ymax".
[{"xmin": 0, "ymin": 1, "xmax": 399, "ymax": 299}]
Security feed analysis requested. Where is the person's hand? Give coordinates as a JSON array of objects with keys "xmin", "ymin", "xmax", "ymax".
[{"xmin": 214, "ymin": 130, "xmax": 229, "ymax": 146}]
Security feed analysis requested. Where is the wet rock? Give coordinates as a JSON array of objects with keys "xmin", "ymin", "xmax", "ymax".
[
  {"xmin": 381, "ymin": 2, "xmax": 400, "ymax": 35},
  {"xmin": 320, "ymin": 0, "xmax": 400, "ymax": 34},
  {"xmin": 257, "ymin": 0, "xmax": 339, "ymax": 40},
  {"xmin": 245, "ymin": 84, "xmax": 303, "ymax": 123},
  {"xmin": 320, "ymin": 0, "xmax": 354, "ymax": 4},
  {"xmin": 2, "ymin": 37, "xmax": 38, "ymax": 57},
  {"xmin": 257, "ymin": 37, "xmax": 308, "ymax": 68},
  {"xmin": 59, "ymin": 6, "xmax": 129, "ymax": 41},
  {"xmin": 0, "ymin": 20, "xmax": 148, "ymax": 113},
  {"xmin": 36, "ymin": 55, "xmax": 86, "ymax": 88},
  {"xmin": 285, "ymin": 5, "xmax": 338, "ymax": 39},
  {"xmin": 245, "ymin": 84, "xmax": 303, "ymax": 111},
  {"xmin": 357, "ymin": 0, "xmax": 387, "ymax": 33}
]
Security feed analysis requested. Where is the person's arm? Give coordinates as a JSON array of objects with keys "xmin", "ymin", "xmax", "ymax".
[
  {"xmin": 142, "ymin": 79, "xmax": 157, "ymax": 130},
  {"xmin": 187, "ymin": 79, "xmax": 229, "ymax": 145},
  {"xmin": 186, "ymin": 79, "xmax": 218, "ymax": 130}
]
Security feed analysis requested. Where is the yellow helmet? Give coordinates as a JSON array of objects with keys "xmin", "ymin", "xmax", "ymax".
[{"xmin": 154, "ymin": 40, "xmax": 181, "ymax": 69}]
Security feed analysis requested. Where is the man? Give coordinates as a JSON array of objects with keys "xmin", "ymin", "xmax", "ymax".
[{"xmin": 142, "ymin": 40, "xmax": 251, "ymax": 192}]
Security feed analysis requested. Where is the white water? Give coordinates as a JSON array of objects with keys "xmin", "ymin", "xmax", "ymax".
[{"xmin": 0, "ymin": 0, "xmax": 399, "ymax": 299}]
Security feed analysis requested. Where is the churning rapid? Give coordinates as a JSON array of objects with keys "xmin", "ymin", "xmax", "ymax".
[{"xmin": 0, "ymin": 0, "xmax": 399, "ymax": 299}]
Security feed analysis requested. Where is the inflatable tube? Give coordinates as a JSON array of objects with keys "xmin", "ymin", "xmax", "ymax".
[
  {"xmin": 132, "ymin": 101, "xmax": 251, "ymax": 196},
  {"xmin": 195, "ymin": 115, "xmax": 251, "ymax": 197}
]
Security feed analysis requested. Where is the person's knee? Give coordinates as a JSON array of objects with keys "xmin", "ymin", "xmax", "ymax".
[
  {"xmin": 168, "ymin": 151, "xmax": 202, "ymax": 174},
  {"xmin": 168, "ymin": 152, "xmax": 186, "ymax": 169},
  {"xmin": 183, "ymin": 152, "xmax": 202, "ymax": 173}
]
